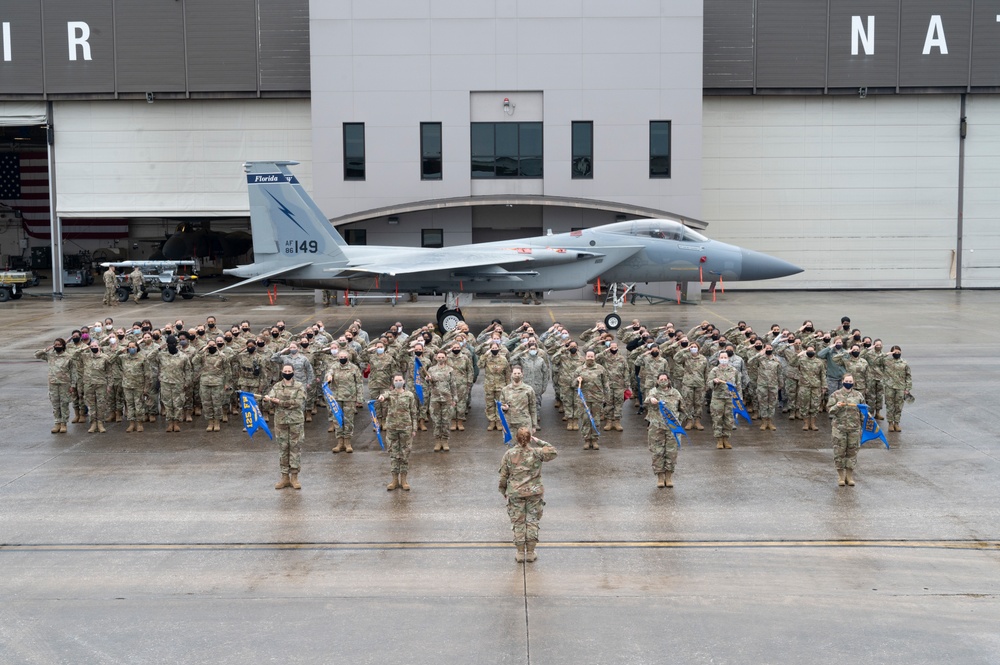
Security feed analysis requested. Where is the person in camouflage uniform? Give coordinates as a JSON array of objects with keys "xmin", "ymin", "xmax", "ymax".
[
  {"xmin": 792, "ymin": 345, "xmax": 826, "ymax": 432},
  {"xmin": 119, "ymin": 340, "xmax": 149, "ymax": 433},
  {"xmin": 446, "ymin": 341, "xmax": 474, "ymax": 431},
  {"xmin": 66, "ymin": 330, "xmax": 89, "ymax": 423},
  {"xmin": 424, "ymin": 351, "xmax": 458, "ymax": 450},
  {"xmin": 272, "ymin": 342, "xmax": 315, "ymax": 421},
  {"xmin": 514, "ymin": 341, "xmax": 549, "ymax": 428},
  {"xmin": 140, "ymin": 332, "xmax": 162, "ymax": 423},
  {"xmin": 834, "ymin": 344, "xmax": 870, "ymax": 405},
  {"xmin": 827, "ymin": 374, "xmax": 865, "ymax": 487},
  {"xmin": 158, "ymin": 336, "xmax": 193, "ymax": 432},
  {"xmin": 498, "ymin": 427, "xmax": 558, "ymax": 563},
  {"xmin": 707, "ymin": 353, "xmax": 738, "ymax": 449},
  {"xmin": 748, "ymin": 344, "xmax": 783, "ymax": 431},
  {"xmin": 575, "ymin": 350, "xmax": 608, "ymax": 450},
  {"xmin": 403, "ymin": 345, "xmax": 430, "ymax": 430},
  {"xmin": 481, "ymin": 342, "xmax": 511, "ymax": 431},
  {"xmin": 645, "ymin": 373, "xmax": 682, "ymax": 488},
  {"xmin": 674, "ymin": 342, "xmax": 708, "ymax": 431},
  {"xmin": 264, "ymin": 364, "xmax": 308, "ymax": 490},
  {"xmin": 378, "ymin": 375, "xmax": 419, "ymax": 490},
  {"xmin": 325, "ymin": 351, "xmax": 364, "ymax": 453},
  {"xmin": 129, "ymin": 266, "xmax": 144, "ymax": 304},
  {"xmin": 234, "ymin": 339, "xmax": 268, "ymax": 414},
  {"xmin": 79, "ymin": 342, "xmax": 111, "ymax": 433},
  {"xmin": 777, "ymin": 335, "xmax": 803, "ymax": 419},
  {"xmin": 367, "ymin": 340, "xmax": 396, "ymax": 424},
  {"xmin": 195, "ymin": 340, "xmax": 231, "ymax": 432},
  {"xmin": 555, "ymin": 342, "xmax": 583, "ymax": 429},
  {"xmin": 882, "ymin": 345, "xmax": 912, "ymax": 432},
  {"xmin": 102, "ymin": 266, "xmax": 118, "ymax": 306},
  {"xmin": 35, "ymin": 338, "xmax": 77, "ymax": 433},
  {"xmin": 861, "ymin": 338, "xmax": 886, "ymax": 420},
  {"xmin": 500, "ymin": 366, "xmax": 537, "ymax": 434},
  {"xmin": 598, "ymin": 341, "xmax": 629, "ymax": 431}
]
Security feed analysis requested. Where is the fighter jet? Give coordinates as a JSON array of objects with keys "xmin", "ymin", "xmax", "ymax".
[
  {"xmin": 211, "ymin": 161, "xmax": 802, "ymax": 330},
  {"xmin": 158, "ymin": 221, "xmax": 253, "ymax": 262}
]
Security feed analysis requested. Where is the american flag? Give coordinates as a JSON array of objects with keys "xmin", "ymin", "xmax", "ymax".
[{"xmin": 0, "ymin": 150, "xmax": 129, "ymax": 240}]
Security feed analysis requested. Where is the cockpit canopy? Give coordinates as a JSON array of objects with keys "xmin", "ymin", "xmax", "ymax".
[{"xmin": 599, "ymin": 218, "xmax": 708, "ymax": 243}]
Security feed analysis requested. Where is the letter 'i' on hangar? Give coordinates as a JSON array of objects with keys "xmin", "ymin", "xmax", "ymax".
[{"xmin": 1, "ymin": 1, "xmax": 998, "ymax": 296}]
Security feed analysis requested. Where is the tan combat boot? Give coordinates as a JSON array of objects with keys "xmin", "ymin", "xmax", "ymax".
[
  {"xmin": 716, "ymin": 437, "xmax": 724, "ymax": 449},
  {"xmin": 59, "ymin": 423, "xmax": 68, "ymax": 433},
  {"xmin": 694, "ymin": 419, "xmax": 704, "ymax": 431},
  {"xmin": 760, "ymin": 419, "xmax": 768, "ymax": 431},
  {"xmin": 275, "ymin": 474, "xmax": 291, "ymax": 490},
  {"xmin": 331, "ymin": 438, "xmax": 345, "ymax": 454},
  {"xmin": 327, "ymin": 422, "xmax": 336, "ymax": 433},
  {"xmin": 591, "ymin": 440, "xmax": 599, "ymax": 450},
  {"xmin": 894, "ymin": 422, "xmax": 902, "ymax": 432},
  {"xmin": 663, "ymin": 471, "xmax": 674, "ymax": 488},
  {"xmin": 525, "ymin": 541, "xmax": 537, "ymax": 562},
  {"xmin": 723, "ymin": 437, "xmax": 732, "ymax": 449},
  {"xmin": 194, "ymin": 405, "xmax": 202, "ymax": 416},
  {"xmin": 803, "ymin": 417, "xmax": 811, "ymax": 431},
  {"xmin": 515, "ymin": 544, "xmax": 526, "ymax": 563},
  {"xmin": 135, "ymin": 422, "xmax": 143, "ymax": 432},
  {"xmin": 126, "ymin": 422, "xmax": 135, "ymax": 433},
  {"xmin": 214, "ymin": 420, "xmax": 222, "ymax": 432},
  {"xmin": 441, "ymin": 440, "xmax": 450, "ymax": 451},
  {"xmin": 148, "ymin": 414, "xmax": 157, "ymax": 423},
  {"xmin": 344, "ymin": 439, "xmax": 353, "ymax": 453},
  {"xmin": 837, "ymin": 469, "xmax": 846, "ymax": 486},
  {"xmin": 184, "ymin": 410, "xmax": 193, "ymax": 423},
  {"xmin": 399, "ymin": 473, "xmax": 410, "ymax": 491},
  {"xmin": 206, "ymin": 420, "xmax": 214, "ymax": 432},
  {"xmin": 810, "ymin": 418, "xmax": 819, "ymax": 431},
  {"xmin": 88, "ymin": 420, "xmax": 98, "ymax": 434},
  {"xmin": 418, "ymin": 419, "xmax": 427, "ymax": 431},
  {"xmin": 566, "ymin": 421, "xmax": 574, "ymax": 431},
  {"xmin": 768, "ymin": 419, "xmax": 777, "ymax": 431},
  {"xmin": 683, "ymin": 419, "xmax": 693, "ymax": 430},
  {"xmin": 603, "ymin": 420, "xmax": 613, "ymax": 431},
  {"xmin": 433, "ymin": 439, "xmax": 443, "ymax": 452},
  {"xmin": 305, "ymin": 411, "xmax": 312, "ymax": 423},
  {"xmin": 845, "ymin": 469, "xmax": 855, "ymax": 486},
  {"xmin": 97, "ymin": 420, "xmax": 107, "ymax": 433},
  {"xmin": 450, "ymin": 419, "xmax": 457, "ymax": 431},
  {"xmin": 614, "ymin": 420, "xmax": 623, "ymax": 431},
  {"xmin": 656, "ymin": 473, "xmax": 665, "ymax": 488},
  {"xmin": 289, "ymin": 473, "xmax": 301, "ymax": 490},
  {"xmin": 386, "ymin": 474, "xmax": 399, "ymax": 491},
  {"xmin": 457, "ymin": 419, "xmax": 465, "ymax": 431},
  {"xmin": 51, "ymin": 423, "xmax": 61, "ymax": 434},
  {"xmin": 173, "ymin": 421, "xmax": 182, "ymax": 432},
  {"xmin": 115, "ymin": 412, "xmax": 122, "ymax": 423}
]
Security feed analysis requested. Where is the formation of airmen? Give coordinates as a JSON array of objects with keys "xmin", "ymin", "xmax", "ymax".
[{"xmin": 36, "ymin": 312, "xmax": 913, "ymax": 557}]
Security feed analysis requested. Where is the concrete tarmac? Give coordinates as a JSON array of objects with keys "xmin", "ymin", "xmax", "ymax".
[{"xmin": 2, "ymin": 287, "xmax": 999, "ymax": 664}]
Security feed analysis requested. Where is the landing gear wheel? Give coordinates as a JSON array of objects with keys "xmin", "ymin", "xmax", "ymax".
[
  {"xmin": 116, "ymin": 287, "xmax": 130, "ymax": 302},
  {"xmin": 604, "ymin": 312, "xmax": 622, "ymax": 330},
  {"xmin": 10, "ymin": 289, "xmax": 22, "ymax": 300},
  {"xmin": 161, "ymin": 287, "xmax": 177, "ymax": 303},
  {"xmin": 436, "ymin": 304, "xmax": 448, "ymax": 319},
  {"xmin": 438, "ymin": 308, "xmax": 464, "ymax": 333},
  {"xmin": 180, "ymin": 291, "xmax": 194, "ymax": 300}
]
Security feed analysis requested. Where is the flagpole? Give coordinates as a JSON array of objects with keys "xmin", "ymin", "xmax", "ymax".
[{"xmin": 45, "ymin": 101, "xmax": 63, "ymax": 299}]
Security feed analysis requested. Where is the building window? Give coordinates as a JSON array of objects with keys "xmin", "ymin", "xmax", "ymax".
[
  {"xmin": 344, "ymin": 229, "xmax": 367, "ymax": 245},
  {"xmin": 470, "ymin": 122, "xmax": 543, "ymax": 179},
  {"xmin": 422, "ymin": 229, "xmax": 444, "ymax": 248},
  {"xmin": 649, "ymin": 121, "xmax": 671, "ymax": 178},
  {"xmin": 343, "ymin": 123, "xmax": 365, "ymax": 180},
  {"xmin": 421, "ymin": 122, "xmax": 442, "ymax": 180},
  {"xmin": 571, "ymin": 121, "xmax": 593, "ymax": 179}
]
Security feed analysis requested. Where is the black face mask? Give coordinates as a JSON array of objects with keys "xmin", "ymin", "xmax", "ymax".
[
  {"xmin": 765, "ymin": 350, "xmax": 773, "ymax": 356},
  {"xmin": 863, "ymin": 343, "xmax": 871, "ymax": 348},
  {"xmin": 90, "ymin": 347, "xmax": 100, "ymax": 354},
  {"xmin": 54, "ymin": 346, "xmax": 65, "ymax": 353},
  {"xmin": 208, "ymin": 347, "xmax": 217, "ymax": 354},
  {"xmin": 301, "ymin": 343, "xmax": 309, "ymax": 349},
  {"xmin": 281, "ymin": 372, "xmax": 294, "ymax": 380},
  {"xmin": 569, "ymin": 348, "xmax": 577, "ymax": 354},
  {"xmin": 208, "ymin": 324, "xmax": 216, "ymax": 329},
  {"xmin": 241, "ymin": 327, "xmax": 250, "ymax": 333},
  {"xmin": 224, "ymin": 337, "xmax": 233, "ymax": 343},
  {"xmin": 197, "ymin": 330, "xmax": 205, "ymax": 337},
  {"xmin": 892, "ymin": 353, "xmax": 901, "ymax": 359},
  {"xmin": 610, "ymin": 349, "xmax": 618, "ymax": 355},
  {"xmin": 414, "ymin": 351, "xmax": 422, "ymax": 356},
  {"xmin": 306, "ymin": 334, "xmax": 314, "ymax": 339},
  {"xmin": 490, "ymin": 349, "xmax": 499, "ymax": 356},
  {"xmin": 843, "ymin": 324, "xmax": 851, "ymax": 330},
  {"xmin": 175, "ymin": 324, "xmax": 183, "ymax": 331},
  {"xmin": 168, "ymin": 347, "xmax": 178, "ymax": 355},
  {"xmin": 271, "ymin": 333, "xmax": 279, "ymax": 338},
  {"xmin": 72, "ymin": 337, "xmax": 81, "ymax": 343},
  {"xmin": 452, "ymin": 349, "xmax": 461, "ymax": 355},
  {"xmin": 850, "ymin": 351, "xmax": 860, "ymax": 358},
  {"xmin": 806, "ymin": 351, "xmax": 816, "ymax": 358},
  {"xmin": 339, "ymin": 358, "xmax": 348, "ymax": 365},
  {"xmin": 651, "ymin": 351, "xmax": 659, "ymax": 357},
  {"xmin": 680, "ymin": 341, "xmax": 689, "ymax": 348},
  {"xmin": 247, "ymin": 346, "xmax": 256, "ymax": 354},
  {"xmin": 853, "ymin": 335, "xmax": 861, "ymax": 341},
  {"xmin": 277, "ymin": 326, "xmax": 285, "ymax": 331},
  {"xmin": 257, "ymin": 342, "xmax": 265, "ymax": 348},
  {"xmin": 152, "ymin": 335, "xmax": 161, "ymax": 342},
  {"xmin": 755, "ymin": 345, "xmax": 763, "ymax": 351}
]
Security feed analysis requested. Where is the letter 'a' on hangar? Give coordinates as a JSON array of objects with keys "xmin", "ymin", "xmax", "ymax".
[{"xmin": 1, "ymin": 0, "xmax": 998, "ymax": 296}]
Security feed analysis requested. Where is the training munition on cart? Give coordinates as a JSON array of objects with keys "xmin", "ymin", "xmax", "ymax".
[{"xmin": 103, "ymin": 261, "xmax": 198, "ymax": 303}]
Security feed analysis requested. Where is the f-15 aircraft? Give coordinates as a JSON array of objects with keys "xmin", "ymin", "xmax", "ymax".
[{"xmin": 212, "ymin": 161, "xmax": 802, "ymax": 330}]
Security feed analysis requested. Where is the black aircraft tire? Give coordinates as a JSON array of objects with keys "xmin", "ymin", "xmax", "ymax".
[
  {"xmin": 438, "ymin": 308, "xmax": 464, "ymax": 333},
  {"xmin": 604, "ymin": 312, "xmax": 622, "ymax": 330},
  {"xmin": 161, "ymin": 288, "xmax": 177, "ymax": 303},
  {"xmin": 10, "ymin": 289, "xmax": 22, "ymax": 300},
  {"xmin": 116, "ymin": 287, "xmax": 130, "ymax": 302},
  {"xmin": 180, "ymin": 291, "xmax": 194, "ymax": 300}
]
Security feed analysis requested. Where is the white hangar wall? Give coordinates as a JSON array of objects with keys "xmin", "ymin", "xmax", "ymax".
[
  {"xmin": 703, "ymin": 94, "xmax": 1000, "ymax": 289},
  {"xmin": 53, "ymin": 99, "xmax": 313, "ymax": 218}
]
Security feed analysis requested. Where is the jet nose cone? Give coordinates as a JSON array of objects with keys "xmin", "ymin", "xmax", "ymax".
[{"xmin": 739, "ymin": 249, "xmax": 803, "ymax": 281}]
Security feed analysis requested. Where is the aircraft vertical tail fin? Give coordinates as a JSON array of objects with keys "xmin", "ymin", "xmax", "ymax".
[{"xmin": 243, "ymin": 161, "xmax": 348, "ymax": 266}]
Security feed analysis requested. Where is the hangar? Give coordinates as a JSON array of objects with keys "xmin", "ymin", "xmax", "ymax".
[{"xmin": 1, "ymin": 0, "xmax": 997, "ymax": 293}]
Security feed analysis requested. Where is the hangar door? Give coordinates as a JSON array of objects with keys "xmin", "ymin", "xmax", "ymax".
[{"xmin": 471, "ymin": 205, "xmax": 542, "ymax": 244}]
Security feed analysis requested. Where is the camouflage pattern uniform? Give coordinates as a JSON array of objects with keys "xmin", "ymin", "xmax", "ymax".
[
  {"xmin": 828, "ymin": 386, "xmax": 865, "ymax": 474},
  {"xmin": 598, "ymin": 350, "xmax": 629, "ymax": 425},
  {"xmin": 707, "ymin": 364, "xmax": 738, "ymax": 441},
  {"xmin": 35, "ymin": 347, "xmax": 77, "ymax": 427},
  {"xmin": 748, "ymin": 352, "xmax": 783, "ymax": 422},
  {"xmin": 129, "ymin": 267, "xmax": 143, "ymax": 303},
  {"xmin": 498, "ymin": 438, "xmax": 558, "ymax": 551},
  {"xmin": 778, "ymin": 343, "xmax": 802, "ymax": 418},
  {"xmin": 575, "ymin": 361, "xmax": 608, "ymax": 447},
  {"xmin": 835, "ymin": 353, "xmax": 871, "ymax": 404},
  {"xmin": 67, "ymin": 339, "xmax": 89, "ymax": 419},
  {"xmin": 367, "ymin": 350, "xmax": 396, "ymax": 421},
  {"xmin": 272, "ymin": 350, "xmax": 315, "ymax": 417},
  {"xmin": 265, "ymin": 379, "xmax": 308, "ymax": 476},
  {"xmin": 425, "ymin": 360, "xmax": 458, "ymax": 442},
  {"xmin": 516, "ymin": 351, "xmax": 550, "ymax": 414},
  {"xmin": 102, "ymin": 267, "xmax": 118, "ymax": 306},
  {"xmin": 500, "ymin": 380, "xmax": 537, "ymax": 432},
  {"xmin": 327, "ymin": 360, "xmax": 364, "ymax": 445},
  {"xmin": 674, "ymin": 348, "xmax": 707, "ymax": 428},
  {"xmin": 80, "ymin": 350, "xmax": 111, "ymax": 427},
  {"xmin": 481, "ymin": 351, "xmax": 512, "ymax": 429},
  {"xmin": 882, "ymin": 355, "xmax": 912, "ymax": 429},
  {"xmin": 862, "ymin": 346, "xmax": 886, "ymax": 417},
  {"xmin": 380, "ymin": 388, "xmax": 419, "ymax": 476},
  {"xmin": 234, "ymin": 348, "xmax": 267, "ymax": 405},
  {"xmin": 119, "ymin": 350, "xmax": 150, "ymax": 426},
  {"xmin": 793, "ymin": 353, "xmax": 827, "ymax": 424},
  {"xmin": 446, "ymin": 348, "xmax": 475, "ymax": 426},
  {"xmin": 158, "ymin": 350, "xmax": 193, "ymax": 425},
  {"xmin": 645, "ymin": 384, "xmax": 683, "ymax": 479},
  {"xmin": 555, "ymin": 350, "xmax": 583, "ymax": 425},
  {"xmin": 195, "ymin": 349, "xmax": 231, "ymax": 427}
]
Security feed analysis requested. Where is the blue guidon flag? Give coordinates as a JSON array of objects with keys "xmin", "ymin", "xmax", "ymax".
[
  {"xmin": 658, "ymin": 401, "xmax": 688, "ymax": 447},
  {"xmin": 413, "ymin": 356, "xmax": 424, "ymax": 404},
  {"xmin": 495, "ymin": 400, "xmax": 513, "ymax": 446},
  {"xmin": 726, "ymin": 382, "xmax": 751, "ymax": 425},
  {"xmin": 322, "ymin": 382, "xmax": 343, "ymax": 427},
  {"xmin": 366, "ymin": 400, "xmax": 384, "ymax": 450},
  {"xmin": 858, "ymin": 404, "xmax": 889, "ymax": 449},
  {"xmin": 239, "ymin": 391, "xmax": 272, "ymax": 440},
  {"xmin": 576, "ymin": 387, "xmax": 599, "ymax": 437}
]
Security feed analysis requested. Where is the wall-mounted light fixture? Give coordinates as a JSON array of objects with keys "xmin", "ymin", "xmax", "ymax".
[{"xmin": 387, "ymin": 216, "xmax": 399, "ymax": 225}]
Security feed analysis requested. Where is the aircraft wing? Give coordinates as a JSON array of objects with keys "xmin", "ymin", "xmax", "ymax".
[
  {"xmin": 204, "ymin": 261, "xmax": 314, "ymax": 296},
  {"xmin": 331, "ymin": 247, "xmax": 607, "ymax": 278}
]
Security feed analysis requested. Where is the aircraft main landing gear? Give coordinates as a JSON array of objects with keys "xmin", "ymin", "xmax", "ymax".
[{"xmin": 437, "ymin": 299, "xmax": 464, "ymax": 332}]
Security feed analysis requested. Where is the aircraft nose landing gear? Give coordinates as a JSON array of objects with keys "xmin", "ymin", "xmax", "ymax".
[{"xmin": 436, "ymin": 301, "xmax": 465, "ymax": 332}]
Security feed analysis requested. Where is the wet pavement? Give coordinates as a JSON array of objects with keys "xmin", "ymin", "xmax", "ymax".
[{"xmin": 2, "ymin": 287, "xmax": 999, "ymax": 664}]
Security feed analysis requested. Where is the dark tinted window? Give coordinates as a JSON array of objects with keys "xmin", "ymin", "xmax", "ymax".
[
  {"xmin": 344, "ymin": 123, "xmax": 365, "ymax": 180},
  {"xmin": 649, "ymin": 121, "xmax": 671, "ymax": 178},
  {"xmin": 470, "ymin": 122, "xmax": 544, "ymax": 179},
  {"xmin": 420, "ymin": 122, "xmax": 442, "ymax": 180},
  {"xmin": 571, "ymin": 121, "xmax": 593, "ymax": 179}
]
